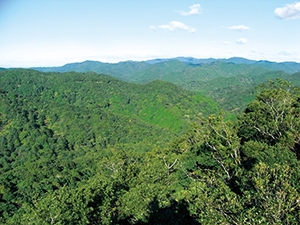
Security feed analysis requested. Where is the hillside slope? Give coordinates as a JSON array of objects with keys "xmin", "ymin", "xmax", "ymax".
[
  {"xmin": 1, "ymin": 69, "xmax": 299, "ymax": 224},
  {"xmin": 31, "ymin": 58, "xmax": 300, "ymax": 112},
  {"xmin": 33, "ymin": 57, "xmax": 300, "ymax": 79},
  {"xmin": 184, "ymin": 70, "xmax": 300, "ymax": 111},
  {"xmin": 0, "ymin": 69, "xmax": 219, "ymax": 134}
]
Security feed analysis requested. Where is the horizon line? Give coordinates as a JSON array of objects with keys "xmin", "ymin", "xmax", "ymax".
[{"xmin": 2, "ymin": 56, "xmax": 300, "ymax": 69}]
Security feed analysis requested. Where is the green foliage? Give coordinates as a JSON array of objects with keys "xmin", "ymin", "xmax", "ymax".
[
  {"xmin": 34, "ymin": 59, "xmax": 300, "ymax": 112},
  {"xmin": 241, "ymin": 162, "xmax": 300, "ymax": 224},
  {"xmin": 239, "ymin": 79, "xmax": 300, "ymax": 155},
  {"xmin": 0, "ymin": 69, "xmax": 299, "ymax": 224}
]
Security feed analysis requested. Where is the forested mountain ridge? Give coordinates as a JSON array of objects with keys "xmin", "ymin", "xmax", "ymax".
[
  {"xmin": 0, "ymin": 69, "xmax": 218, "ymax": 133},
  {"xmin": 188, "ymin": 70, "xmax": 300, "ymax": 111},
  {"xmin": 0, "ymin": 68, "xmax": 300, "ymax": 224},
  {"xmin": 33, "ymin": 57, "xmax": 300, "ymax": 76},
  {"xmin": 173, "ymin": 56, "xmax": 300, "ymax": 73},
  {"xmin": 32, "ymin": 58, "xmax": 300, "ymax": 112},
  {"xmin": 31, "ymin": 59, "xmax": 275, "ymax": 84},
  {"xmin": 33, "ymin": 60, "xmax": 151, "ymax": 82}
]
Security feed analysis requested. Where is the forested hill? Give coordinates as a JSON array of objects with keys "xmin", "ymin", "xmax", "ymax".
[
  {"xmin": 0, "ymin": 68, "xmax": 300, "ymax": 224},
  {"xmin": 31, "ymin": 59, "xmax": 272, "ymax": 84},
  {"xmin": 0, "ymin": 69, "xmax": 218, "ymax": 133},
  {"xmin": 33, "ymin": 57, "xmax": 300, "ymax": 76},
  {"xmin": 33, "ymin": 58, "xmax": 300, "ymax": 112},
  {"xmin": 33, "ymin": 60, "xmax": 151, "ymax": 82}
]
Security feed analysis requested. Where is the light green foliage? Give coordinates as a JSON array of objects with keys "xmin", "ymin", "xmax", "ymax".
[
  {"xmin": 0, "ymin": 69, "xmax": 299, "ymax": 224},
  {"xmin": 15, "ymin": 186, "xmax": 92, "ymax": 225},
  {"xmin": 239, "ymin": 79, "xmax": 300, "ymax": 157},
  {"xmin": 241, "ymin": 162, "xmax": 300, "ymax": 224},
  {"xmin": 184, "ymin": 178, "xmax": 243, "ymax": 225}
]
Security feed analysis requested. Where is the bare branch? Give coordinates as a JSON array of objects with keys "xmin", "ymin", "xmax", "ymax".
[
  {"xmin": 212, "ymin": 154, "xmax": 231, "ymax": 180},
  {"xmin": 163, "ymin": 156, "xmax": 178, "ymax": 170}
]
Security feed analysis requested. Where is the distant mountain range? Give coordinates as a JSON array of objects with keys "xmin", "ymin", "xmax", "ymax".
[
  {"xmin": 161, "ymin": 57, "xmax": 300, "ymax": 74},
  {"xmin": 31, "ymin": 57, "xmax": 300, "ymax": 112},
  {"xmin": 33, "ymin": 57, "xmax": 300, "ymax": 75}
]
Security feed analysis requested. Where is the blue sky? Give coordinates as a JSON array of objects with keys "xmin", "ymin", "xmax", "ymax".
[{"xmin": 1, "ymin": 0, "xmax": 300, "ymax": 67}]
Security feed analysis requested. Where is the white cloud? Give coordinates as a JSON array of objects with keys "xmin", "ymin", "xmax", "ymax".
[
  {"xmin": 229, "ymin": 25, "xmax": 250, "ymax": 31},
  {"xmin": 277, "ymin": 50, "xmax": 292, "ymax": 56},
  {"xmin": 149, "ymin": 25, "xmax": 157, "ymax": 30},
  {"xmin": 275, "ymin": 2, "xmax": 300, "ymax": 19},
  {"xmin": 154, "ymin": 21, "xmax": 196, "ymax": 32},
  {"xmin": 236, "ymin": 38, "xmax": 247, "ymax": 45},
  {"xmin": 223, "ymin": 41, "xmax": 231, "ymax": 45},
  {"xmin": 179, "ymin": 4, "xmax": 202, "ymax": 16}
]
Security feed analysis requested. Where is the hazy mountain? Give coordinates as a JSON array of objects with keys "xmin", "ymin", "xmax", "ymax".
[
  {"xmin": 33, "ymin": 57, "xmax": 300, "ymax": 80},
  {"xmin": 31, "ymin": 57, "xmax": 300, "ymax": 112},
  {"xmin": 33, "ymin": 60, "xmax": 152, "ymax": 82},
  {"xmin": 158, "ymin": 57, "xmax": 300, "ymax": 73},
  {"xmin": 33, "ymin": 58, "xmax": 270, "ymax": 84}
]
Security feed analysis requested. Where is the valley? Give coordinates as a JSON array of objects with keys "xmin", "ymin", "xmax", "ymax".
[{"xmin": 0, "ymin": 58, "xmax": 300, "ymax": 224}]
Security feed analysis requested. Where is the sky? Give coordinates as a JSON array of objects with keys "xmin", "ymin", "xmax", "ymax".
[{"xmin": 1, "ymin": 0, "xmax": 300, "ymax": 67}]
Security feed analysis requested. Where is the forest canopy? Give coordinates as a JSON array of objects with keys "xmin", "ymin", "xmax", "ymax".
[{"xmin": 0, "ymin": 69, "xmax": 299, "ymax": 224}]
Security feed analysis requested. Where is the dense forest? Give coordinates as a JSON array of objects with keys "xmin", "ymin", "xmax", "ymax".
[
  {"xmin": 34, "ymin": 58, "xmax": 300, "ymax": 112},
  {"xmin": 0, "ymin": 67, "xmax": 300, "ymax": 224}
]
